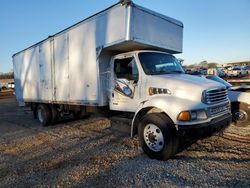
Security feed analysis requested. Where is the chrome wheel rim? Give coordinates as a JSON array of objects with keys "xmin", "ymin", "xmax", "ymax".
[
  {"xmin": 143, "ymin": 123, "xmax": 164, "ymax": 152},
  {"xmin": 234, "ymin": 110, "xmax": 247, "ymax": 122},
  {"xmin": 37, "ymin": 108, "xmax": 44, "ymax": 123}
]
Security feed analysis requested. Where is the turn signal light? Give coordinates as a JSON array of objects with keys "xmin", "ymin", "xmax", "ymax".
[
  {"xmin": 148, "ymin": 87, "xmax": 155, "ymax": 96},
  {"xmin": 177, "ymin": 111, "xmax": 191, "ymax": 121}
]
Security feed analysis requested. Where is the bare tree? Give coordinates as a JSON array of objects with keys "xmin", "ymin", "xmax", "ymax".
[{"xmin": 0, "ymin": 72, "xmax": 14, "ymax": 79}]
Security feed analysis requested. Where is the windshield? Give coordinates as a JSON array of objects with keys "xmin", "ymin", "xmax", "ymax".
[
  {"xmin": 138, "ymin": 52, "xmax": 185, "ymax": 75},
  {"xmin": 206, "ymin": 75, "xmax": 232, "ymax": 89}
]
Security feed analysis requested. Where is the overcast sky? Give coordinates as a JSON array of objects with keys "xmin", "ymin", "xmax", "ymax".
[{"xmin": 1, "ymin": 0, "xmax": 250, "ymax": 72}]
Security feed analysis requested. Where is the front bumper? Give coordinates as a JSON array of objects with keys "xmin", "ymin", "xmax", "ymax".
[{"xmin": 178, "ymin": 113, "xmax": 232, "ymax": 136}]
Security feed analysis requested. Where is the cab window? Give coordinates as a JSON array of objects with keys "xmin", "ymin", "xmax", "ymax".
[{"xmin": 114, "ymin": 57, "xmax": 139, "ymax": 82}]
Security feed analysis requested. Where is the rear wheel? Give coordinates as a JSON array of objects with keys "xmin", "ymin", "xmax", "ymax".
[
  {"xmin": 232, "ymin": 103, "xmax": 250, "ymax": 127},
  {"xmin": 50, "ymin": 105, "xmax": 59, "ymax": 124},
  {"xmin": 37, "ymin": 104, "xmax": 52, "ymax": 126},
  {"xmin": 138, "ymin": 113, "xmax": 175, "ymax": 160},
  {"xmin": 33, "ymin": 110, "xmax": 37, "ymax": 119}
]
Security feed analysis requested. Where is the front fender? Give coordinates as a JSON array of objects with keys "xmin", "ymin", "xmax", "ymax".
[{"xmin": 131, "ymin": 95, "xmax": 205, "ymax": 136}]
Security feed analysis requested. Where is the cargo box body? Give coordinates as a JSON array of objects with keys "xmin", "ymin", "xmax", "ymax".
[{"xmin": 13, "ymin": 2, "xmax": 183, "ymax": 106}]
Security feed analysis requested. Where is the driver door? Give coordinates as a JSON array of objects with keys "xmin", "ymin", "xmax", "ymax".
[{"xmin": 109, "ymin": 55, "xmax": 141, "ymax": 112}]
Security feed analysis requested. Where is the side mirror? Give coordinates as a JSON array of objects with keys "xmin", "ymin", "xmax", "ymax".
[
  {"xmin": 122, "ymin": 86, "xmax": 132, "ymax": 97},
  {"xmin": 114, "ymin": 79, "xmax": 133, "ymax": 98}
]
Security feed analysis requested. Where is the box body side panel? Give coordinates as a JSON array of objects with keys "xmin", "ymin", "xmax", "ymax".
[
  {"xmin": 54, "ymin": 33, "xmax": 70, "ymax": 101},
  {"xmin": 39, "ymin": 41, "xmax": 53, "ymax": 101},
  {"xmin": 13, "ymin": 42, "xmax": 53, "ymax": 102},
  {"xmin": 67, "ymin": 5, "xmax": 126, "ymax": 105},
  {"xmin": 13, "ymin": 47, "xmax": 40, "ymax": 101}
]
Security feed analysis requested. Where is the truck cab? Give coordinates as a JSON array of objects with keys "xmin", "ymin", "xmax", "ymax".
[{"xmin": 109, "ymin": 50, "xmax": 231, "ymax": 160}]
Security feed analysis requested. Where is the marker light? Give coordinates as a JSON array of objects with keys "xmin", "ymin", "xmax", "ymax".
[{"xmin": 148, "ymin": 87, "xmax": 171, "ymax": 96}]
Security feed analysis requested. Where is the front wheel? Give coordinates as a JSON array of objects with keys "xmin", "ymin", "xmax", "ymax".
[{"xmin": 138, "ymin": 113, "xmax": 175, "ymax": 160}]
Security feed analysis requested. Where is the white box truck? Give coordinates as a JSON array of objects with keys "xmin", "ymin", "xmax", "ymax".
[{"xmin": 13, "ymin": 1, "xmax": 231, "ymax": 160}]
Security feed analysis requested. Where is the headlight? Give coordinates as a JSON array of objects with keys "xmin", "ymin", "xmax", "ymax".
[
  {"xmin": 196, "ymin": 110, "xmax": 207, "ymax": 120},
  {"xmin": 178, "ymin": 110, "xmax": 207, "ymax": 121}
]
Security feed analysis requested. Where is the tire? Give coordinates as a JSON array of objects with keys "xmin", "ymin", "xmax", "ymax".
[
  {"xmin": 155, "ymin": 113, "xmax": 179, "ymax": 156},
  {"xmin": 138, "ymin": 113, "xmax": 175, "ymax": 160},
  {"xmin": 232, "ymin": 103, "xmax": 250, "ymax": 127},
  {"xmin": 37, "ymin": 104, "xmax": 52, "ymax": 126},
  {"xmin": 33, "ymin": 109, "xmax": 37, "ymax": 119},
  {"xmin": 50, "ymin": 105, "xmax": 58, "ymax": 124},
  {"xmin": 31, "ymin": 103, "xmax": 37, "ymax": 119}
]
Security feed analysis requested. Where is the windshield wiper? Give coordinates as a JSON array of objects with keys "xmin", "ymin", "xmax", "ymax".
[
  {"xmin": 149, "ymin": 70, "xmax": 183, "ymax": 75},
  {"xmin": 158, "ymin": 70, "xmax": 183, "ymax": 74}
]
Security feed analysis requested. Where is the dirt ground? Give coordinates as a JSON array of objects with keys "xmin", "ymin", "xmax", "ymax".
[
  {"xmin": 0, "ymin": 79, "xmax": 14, "ymax": 84},
  {"xmin": 0, "ymin": 91, "xmax": 249, "ymax": 187}
]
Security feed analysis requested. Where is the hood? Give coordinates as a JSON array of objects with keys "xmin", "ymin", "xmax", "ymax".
[{"xmin": 146, "ymin": 74, "xmax": 225, "ymax": 102}]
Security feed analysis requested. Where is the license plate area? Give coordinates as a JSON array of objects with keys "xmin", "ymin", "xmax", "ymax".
[{"xmin": 209, "ymin": 104, "xmax": 230, "ymax": 116}]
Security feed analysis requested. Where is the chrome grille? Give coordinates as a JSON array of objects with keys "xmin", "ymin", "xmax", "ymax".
[{"xmin": 203, "ymin": 87, "xmax": 228, "ymax": 105}]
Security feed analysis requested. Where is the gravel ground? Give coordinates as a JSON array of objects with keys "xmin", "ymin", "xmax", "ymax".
[{"xmin": 0, "ymin": 92, "xmax": 249, "ymax": 187}]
